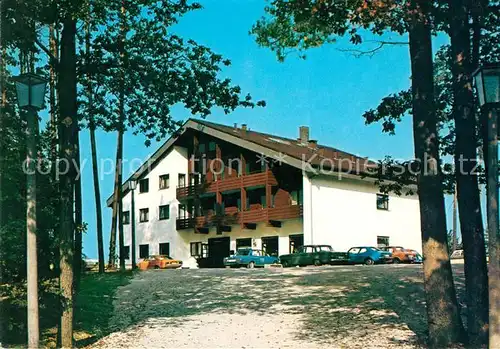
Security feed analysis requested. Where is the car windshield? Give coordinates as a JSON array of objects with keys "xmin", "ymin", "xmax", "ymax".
[
  {"xmin": 235, "ymin": 249, "xmax": 251, "ymax": 256},
  {"xmin": 317, "ymin": 246, "xmax": 333, "ymax": 252}
]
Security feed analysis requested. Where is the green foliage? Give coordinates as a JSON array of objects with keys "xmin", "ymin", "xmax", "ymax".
[
  {"xmin": 79, "ymin": 0, "xmax": 265, "ymax": 146},
  {"xmin": 0, "ymin": 70, "xmax": 59, "ymax": 283}
]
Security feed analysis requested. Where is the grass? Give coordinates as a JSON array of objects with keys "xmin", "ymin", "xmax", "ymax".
[{"xmin": 1, "ymin": 271, "xmax": 133, "ymax": 348}]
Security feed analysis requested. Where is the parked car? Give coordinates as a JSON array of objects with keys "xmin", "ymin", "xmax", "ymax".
[
  {"xmin": 381, "ymin": 246, "xmax": 418, "ymax": 263},
  {"xmin": 223, "ymin": 248, "xmax": 279, "ymax": 268},
  {"xmin": 279, "ymin": 245, "xmax": 348, "ymax": 267},
  {"xmin": 347, "ymin": 247, "xmax": 392, "ymax": 265},
  {"xmin": 407, "ymin": 249, "xmax": 423, "ymax": 263},
  {"xmin": 139, "ymin": 255, "xmax": 183, "ymax": 270}
]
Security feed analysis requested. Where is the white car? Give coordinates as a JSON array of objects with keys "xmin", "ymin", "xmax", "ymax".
[{"xmin": 450, "ymin": 250, "xmax": 464, "ymax": 259}]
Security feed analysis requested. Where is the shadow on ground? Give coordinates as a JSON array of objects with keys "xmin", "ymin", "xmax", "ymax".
[{"xmin": 88, "ymin": 264, "xmax": 467, "ymax": 348}]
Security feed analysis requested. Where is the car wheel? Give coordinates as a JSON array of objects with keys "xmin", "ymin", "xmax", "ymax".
[
  {"xmin": 393, "ymin": 258, "xmax": 401, "ymax": 264},
  {"xmin": 364, "ymin": 258, "xmax": 374, "ymax": 266},
  {"xmin": 282, "ymin": 260, "xmax": 289, "ymax": 268},
  {"xmin": 247, "ymin": 261, "xmax": 255, "ymax": 269},
  {"xmin": 154, "ymin": 265, "xmax": 160, "ymax": 269},
  {"xmin": 313, "ymin": 259, "xmax": 321, "ymax": 266}
]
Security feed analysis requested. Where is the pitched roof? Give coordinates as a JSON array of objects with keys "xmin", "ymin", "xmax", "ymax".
[
  {"xmin": 195, "ymin": 119, "xmax": 372, "ymax": 169},
  {"xmin": 106, "ymin": 118, "xmax": 376, "ymax": 206}
]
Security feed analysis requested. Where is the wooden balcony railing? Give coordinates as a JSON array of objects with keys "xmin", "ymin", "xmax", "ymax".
[
  {"xmin": 176, "ymin": 205, "xmax": 303, "ymax": 230},
  {"xmin": 176, "ymin": 170, "xmax": 278, "ymax": 200}
]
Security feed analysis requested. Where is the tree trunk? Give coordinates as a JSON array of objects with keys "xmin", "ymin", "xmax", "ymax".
[
  {"xmin": 58, "ymin": 17, "xmax": 78, "ymax": 348},
  {"xmin": 486, "ymin": 108, "xmax": 500, "ymax": 349},
  {"xmin": 408, "ymin": 0, "xmax": 465, "ymax": 347},
  {"xmin": 448, "ymin": 0, "xmax": 489, "ymax": 344},
  {"xmin": 108, "ymin": 134, "xmax": 121, "ymax": 269},
  {"xmin": 49, "ymin": 24, "xmax": 58, "ymax": 172},
  {"xmin": 90, "ymin": 125, "xmax": 105, "ymax": 273},
  {"xmin": 0, "ymin": 47, "xmax": 5, "ymax": 343},
  {"xmin": 452, "ymin": 188, "xmax": 457, "ymax": 252},
  {"xmin": 118, "ymin": 2, "xmax": 126, "ymax": 272},
  {"xmin": 73, "ymin": 130, "xmax": 83, "ymax": 290},
  {"xmin": 85, "ymin": 13, "xmax": 105, "ymax": 274}
]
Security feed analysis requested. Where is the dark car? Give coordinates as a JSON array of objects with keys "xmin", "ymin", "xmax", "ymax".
[
  {"xmin": 348, "ymin": 247, "xmax": 393, "ymax": 265},
  {"xmin": 223, "ymin": 248, "xmax": 279, "ymax": 268},
  {"xmin": 279, "ymin": 245, "xmax": 348, "ymax": 267}
]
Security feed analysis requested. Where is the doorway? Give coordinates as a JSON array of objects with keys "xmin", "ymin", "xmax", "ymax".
[
  {"xmin": 289, "ymin": 234, "xmax": 304, "ymax": 254},
  {"xmin": 207, "ymin": 237, "xmax": 230, "ymax": 267},
  {"xmin": 261, "ymin": 236, "xmax": 279, "ymax": 257}
]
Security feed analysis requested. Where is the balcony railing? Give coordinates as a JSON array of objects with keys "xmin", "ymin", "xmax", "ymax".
[
  {"xmin": 176, "ymin": 204, "xmax": 303, "ymax": 230},
  {"xmin": 176, "ymin": 170, "xmax": 278, "ymax": 200}
]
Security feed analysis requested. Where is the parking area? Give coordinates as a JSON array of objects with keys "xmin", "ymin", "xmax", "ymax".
[{"xmin": 93, "ymin": 264, "xmax": 466, "ymax": 349}]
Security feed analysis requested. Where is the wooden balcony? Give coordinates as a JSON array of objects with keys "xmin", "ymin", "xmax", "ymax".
[
  {"xmin": 176, "ymin": 170, "xmax": 278, "ymax": 200},
  {"xmin": 176, "ymin": 205, "xmax": 303, "ymax": 230}
]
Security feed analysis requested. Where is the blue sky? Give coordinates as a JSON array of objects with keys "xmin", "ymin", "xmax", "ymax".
[{"xmin": 78, "ymin": 0, "xmax": 461, "ymax": 259}]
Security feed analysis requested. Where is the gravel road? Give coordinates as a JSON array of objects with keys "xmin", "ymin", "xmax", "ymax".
[{"xmin": 92, "ymin": 265, "xmax": 466, "ymax": 349}]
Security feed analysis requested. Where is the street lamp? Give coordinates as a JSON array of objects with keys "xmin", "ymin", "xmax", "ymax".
[
  {"xmin": 14, "ymin": 72, "xmax": 48, "ymax": 110},
  {"xmin": 472, "ymin": 62, "xmax": 500, "ymax": 348},
  {"xmin": 129, "ymin": 179, "xmax": 137, "ymax": 270},
  {"xmin": 14, "ymin": 72, "xmax": 48, "ymax": 349}
]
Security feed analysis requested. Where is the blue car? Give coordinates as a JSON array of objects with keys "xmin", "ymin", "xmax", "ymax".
[
  {"xmin": 223, "ymin": 247, "xmax": 279, "ymax": 268},
  {"xmin": 347, "ymin": 246, "xmax": 393, "ymax": 265}
]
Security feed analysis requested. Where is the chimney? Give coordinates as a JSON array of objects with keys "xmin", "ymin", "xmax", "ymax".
[
  {"xmin": 299, "ymin": 126, "xmax": 309, "ymax": 144},
  {"xmin": 308, "ymin": 139, "xmax": 318, "ymax": 149},
  {"xmin": 234, "ymin": 123, "xmax": 238, "ymax": 130},
  {"xmin": 241, "ymin": 124, "xmax": 247, "ymax": 133}
]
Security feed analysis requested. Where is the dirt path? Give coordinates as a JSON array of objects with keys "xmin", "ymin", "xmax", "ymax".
[{"xmin": 92, "ymin": 265, "xmax": 466, "ymax": 348}]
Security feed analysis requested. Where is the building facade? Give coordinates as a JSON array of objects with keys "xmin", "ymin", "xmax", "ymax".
[{"xmin": 108, "ymin": 119, "xmax": 422, "ymax": 268}]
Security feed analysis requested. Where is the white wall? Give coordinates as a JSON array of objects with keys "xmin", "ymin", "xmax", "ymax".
[
  {"xmin": 121, "ymin": 146, "xmax": 193, "ymax": 265},
  {"xmin": 302, "ymin": 173, "xmax": 422, "ymax": 253}
]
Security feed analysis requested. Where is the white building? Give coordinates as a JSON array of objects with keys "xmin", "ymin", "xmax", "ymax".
[{"xmin": 107, "ymin": 119, "xmax": 422, "ymax": 268}]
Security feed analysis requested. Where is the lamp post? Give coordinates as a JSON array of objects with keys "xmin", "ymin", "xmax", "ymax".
[
  {"xmin": 13, "ymin": 72, "xmax": 48, "ymax": 349},
  {"xmin": 129, "ymin": 179, "xmax": 137, "ymax": 269},
  {"xmin": 473, "ymin": 62, "xmax": 500, "ymax": 348}
]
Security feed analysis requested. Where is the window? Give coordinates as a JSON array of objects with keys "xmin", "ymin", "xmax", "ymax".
[
  {"xmin": 198, "ymin": 143, "xmax": 206, "ymax": 153},
  {"xmin": 251, "ymin": 250, "xmax": 262, "ymax": 257},
  {"xmin": 376, "ymin": 194, "xmax": 389, "ymax": 210},
  {"xmin": 159, "ymin": 174, "xmax": 170, "ymax": 190},
  {"xmin": 139, "ymin": 244, "xmax": 149, "ymax": 258},
  {"xmin": 123, "ymin": 246, "xmax": 130, "ymax": 259},
  {"xmin": 305, "ymin": 246, "xmax": 315, "ymax": 253},
  {"xmin": 202, "ymin": 243, "xmax": 208, "ymax": 258},
  {"xmin": 178, "ymin": 173, "xmax": 186, "ymax": 187},
  {"xmin": 139, "ymin": 208, "xmax": 149, "ymax": 222},
  {"xmin": 159, "ymin": 205, "xmax": 170, "ymax": 220},
  {"xmin": 159, "ymin": 242, "xmax": 170, "ymax": 256},
  {"xmin": 139, "ymin": 178, "xmax": 149, "ymax": 193},
  {"xmin": 291, "ymin": 190, "xmax": 303, "ymax": 205},
  {"xmin": 377, "ymin": 236, "xmax": 390, "ymax": 248},
  {"xmin": 190, "ymin": 242, "xmax": 202, "ymax": 257},
  {"xmin": 359, "ymin": 248, "xmax": 367, "ymax": 254},
  {"xmin": 236, "ymin": 238, "xmax": 252, "ymax": 249},
  {"xmin": 208, "ymin": 141, "xmax": 216, "ymax": 151},
  {"xmin": 178, "ymin": 204, "xmax": 186, "ymax": 219},
  {"xmin": 122, "ymin": 211, "xmax": 130, "ymax": 225}
]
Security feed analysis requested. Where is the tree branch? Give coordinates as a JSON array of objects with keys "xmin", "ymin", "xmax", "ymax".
[
  {"xmin": 34, "ymin": 36, "xmax": 59, "ymax": 68},
  {"xmin": 337, "ymin": 40, "xmax": 409, "ymax": 58}
]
